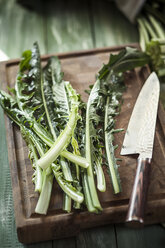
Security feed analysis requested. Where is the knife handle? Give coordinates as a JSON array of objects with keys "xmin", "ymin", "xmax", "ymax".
[{"xmin": 125, "ymin": 158, "xmax": 151, "ymax": 227}]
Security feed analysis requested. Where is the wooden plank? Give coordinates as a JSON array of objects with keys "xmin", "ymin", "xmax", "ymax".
[
  {"xmin": 76, "ymin": 226, "xmax": 117, "ymax": 248},
  {"xmin": 0, "ymin": 95, "xmax": 20, "ymax": 247},
  {"xmin": 53, "ymin": 238, "xmax": 76, "ymax": 248},
  {"xmin": 27, "ymin": 241, "xmax": 53, "ymax": 248},
  {"xmin": 45, "ymin": 0, "xmax": 94, "ymax": 54},
  {"xmin": 0, "ymin": 61, "xmax": 24, "ymax": 248},
  {"xmin": 116, "ymin": 224, "xmax": 165, "ymax": 248},
  {"xmin": 91, "ymin": 0, "xmax": 139, "ymax": 47},
  {"xmin": 0, "ymin": 0, "xmax": 46, "ymax": 58}
]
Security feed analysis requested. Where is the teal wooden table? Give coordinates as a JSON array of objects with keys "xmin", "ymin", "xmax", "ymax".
[{"xmin": 0, "ymin": 0, "xmax": 165, "ymax": 247}]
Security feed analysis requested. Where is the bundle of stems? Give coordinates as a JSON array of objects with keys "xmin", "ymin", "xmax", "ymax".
[
  {"xmin": 0, "ymin": 43, "xmax": 149, "ymax": 215},
  {"xmin": 137, "ymin": 1, "xmax": 165, "ymax": 79}
]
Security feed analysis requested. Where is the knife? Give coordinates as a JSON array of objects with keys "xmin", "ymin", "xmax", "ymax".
[{"xmin": 120, "ymin": 72, "xmax": 160, "ymax": 226}]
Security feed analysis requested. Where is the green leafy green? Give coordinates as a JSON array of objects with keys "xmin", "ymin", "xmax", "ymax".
[
  {"xmin": 136, "ymin": 1, "xmax": 165, "ymax": 82},
  {"xmin": 146, "ymin": 39, "xmax": 165, "ymax": 78},
  {"xmin": 99, "ymin": 47, "xmax": 150, "ymax": 77},
  {"xmin": 0, "ymin": 42, "xmax": 150, "ymax": 215},
  {"xmin": 36, "ymin": 81, "xmax": 80, "ymax": 170},
  {"xmin": 84, "ymin": 47, "xmax": 149, "ymax": 202},
  {"xmin": 0, "ymin": 43, "xmax": 86, "ymax": 214},
  {"xmin": 42, "ymin": 56, "xmax": 73, "ymax": 184}
]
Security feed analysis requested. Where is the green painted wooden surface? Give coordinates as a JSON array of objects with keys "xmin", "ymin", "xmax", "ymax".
[
  {"xmin": 76, "ymin": 225, "xmax": 117, "ymax": 248},
  {"xmin": 0, "ymin": 0, "xmax": 46, "ymax": 57},
  {"xmin": 91, "ymin": 0, "xmax": 138, "ymax": 48},
  {"xmin": 45, "ymin": 0, "xmax": 94, "ymax": 53},
  {"xmin": 0, "ymin": 107, "xmax": 19, "ymax": 248},
  {"xmin": 0, "ymin": 0, "xmax": 165, "ymax": 247},
  {"xmin": 116, "ymin": 224, "xmax": 165, "ymax": 248}
]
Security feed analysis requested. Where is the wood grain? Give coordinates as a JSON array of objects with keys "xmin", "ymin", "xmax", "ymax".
[
  {"xmin": 0, "ymin": 0, "xmax": 46, "ymax": 58},
  {"xmin": 91, "ymin": 0, "xmax": 138, "ymax": 48},
  {"xmin": 116, "ymin": 223, "xmax": 165, "ymax": 248},
  {"xmin": 0, "ymin": 63, "xmax": 19, "ymax": 247},
  {"xmin": 1, "ymin": 46, "xmax": 165, "ymax": 244},
  {"xmin": 76, "ymin": 225, "xmax": 117, "ymax": 248},
  {"xmin": 45, "ymin": 0, "xmax": 93, "ymax": 54},
  {"xmin": 126, "ymin": 158, "xmax": 151, "ymax": 226}
]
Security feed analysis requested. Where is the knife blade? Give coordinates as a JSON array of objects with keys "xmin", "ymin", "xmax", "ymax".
[{"xmin": 120, "ymin": 72, "xmax": 160, "ymax": 226}]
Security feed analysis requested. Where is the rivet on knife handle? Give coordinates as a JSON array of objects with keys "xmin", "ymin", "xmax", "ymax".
[{"xmin": 126, "ymin": 158, "xmax": 151, "ymax": 226}]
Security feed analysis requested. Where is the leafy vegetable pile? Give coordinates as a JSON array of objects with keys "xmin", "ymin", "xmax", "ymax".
[
  {"xmin": 137, "ymin": 0, "xmax": 165, "ymax": 82},
  {"xmin": 0, "ymin": 42, "xmax": 149, "ymax": 215}
]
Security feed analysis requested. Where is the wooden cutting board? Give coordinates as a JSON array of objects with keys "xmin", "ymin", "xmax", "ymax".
[{"xmin": 1, "ymin": 44, "xmax": 165, "ymax": 244}]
